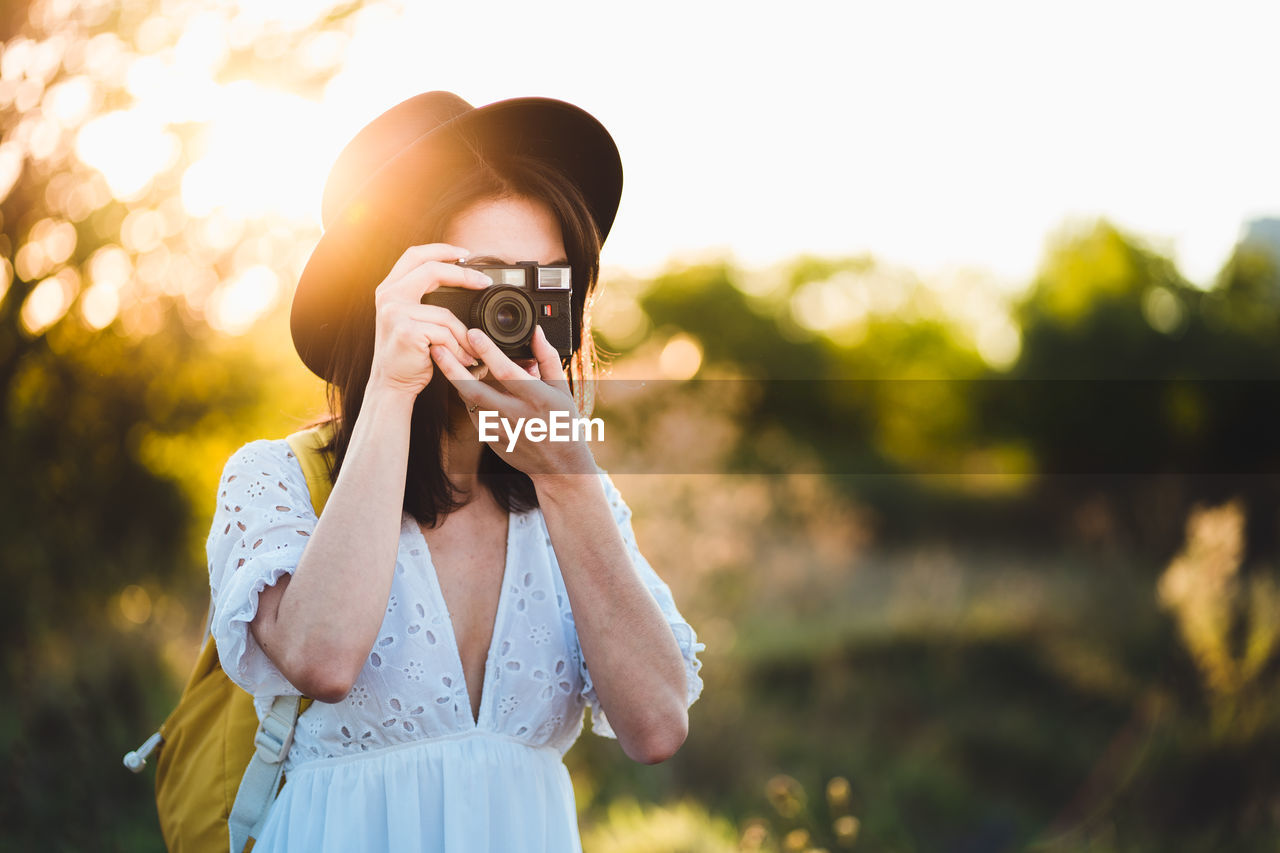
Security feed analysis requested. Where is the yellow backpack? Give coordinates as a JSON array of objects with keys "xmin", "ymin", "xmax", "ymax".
[{"xmin": 124, "ymin": 424, "xmax": 336, "ymax": 853}]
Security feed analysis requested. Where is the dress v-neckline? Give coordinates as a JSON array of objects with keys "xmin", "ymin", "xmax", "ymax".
[{"xmin": 407, "ymin": 510, "xmax": 517, "ymax": 730}]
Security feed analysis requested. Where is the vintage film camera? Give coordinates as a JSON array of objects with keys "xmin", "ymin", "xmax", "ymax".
[{"xmin": 421, "ymin": 261, "xmax": 574, "ymax": 360}]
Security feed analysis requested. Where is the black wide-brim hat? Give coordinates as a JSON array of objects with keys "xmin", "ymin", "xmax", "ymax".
[{"xmin": 290, "ymin": 91, "xmax": 624, "ymax": 381}]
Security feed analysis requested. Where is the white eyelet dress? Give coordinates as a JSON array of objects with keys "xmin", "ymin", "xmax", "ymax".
[{"xmin": 206, "ymin": 439, "xmax": 706, "ymax": 853}]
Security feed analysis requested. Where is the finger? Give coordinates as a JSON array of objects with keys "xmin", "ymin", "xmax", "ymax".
[
  {"xmin": 417, "ymin": 321, "xmax": 474, "ymax": 366},
  {"xmin": 531, "ymin": 325, "xmax": 571, "ymax": 395},
  {"xmin": 376, "ymin": 302, "xmax": 477, "ymax": 365},
  {"xmin": 404, "ymin": 304, "xmax": 481, "ymax": 361},
  {"xmin": 431, "ymin": 345, "xmax": 509, "ymax": 412},
  {"xmin": 411, "ymin": 260, "xmax": 494, "ymax": 299},
  {"xmin": 384, "ymin": 243, "xmax": 472, "ymax": 284},
  {"xmin": 468, "ymin": 328, "xmax": 538, "ymax": 392},
  {"xmin": 382, "ymin": 260, "xmax": 494, "ymax": 306}
]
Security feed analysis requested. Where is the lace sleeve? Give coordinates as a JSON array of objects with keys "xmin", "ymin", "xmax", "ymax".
[
  {"xmin": 205, "ymin": 439, "xmax": 317, "ymax": 697},
  {"xmin": 574, "ymin": 469, "xmax": 706, "ymax": 739}
]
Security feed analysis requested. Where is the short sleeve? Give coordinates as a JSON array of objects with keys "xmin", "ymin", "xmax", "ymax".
[
  {"xmin": 205, "ymin": 439, "xmax": 317, "ymax": 697},
  {"xmin": 577, "ymin": 469, "xmax": 706, "ymax": 740}
]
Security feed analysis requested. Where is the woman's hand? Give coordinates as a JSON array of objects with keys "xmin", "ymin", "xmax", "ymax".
[
  {"xmin": 366, "ymin": 243, "xmax": 494, "ymax": 398},
  {"xmin": 431, "ymin": 325, "xmax": 597, "ymax": 478}
]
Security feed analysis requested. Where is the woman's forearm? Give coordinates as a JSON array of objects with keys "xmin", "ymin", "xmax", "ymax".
[
  {"xmin": 253, "ymin": 383, "xmax": 416, "ymax": 701},
  {"xmin": 535, "ymin": 474, "xmax": 690, "ymax": 764}
]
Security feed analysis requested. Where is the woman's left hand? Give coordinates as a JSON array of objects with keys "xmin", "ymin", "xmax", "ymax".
[{"xmin": 430, "ymin": 325, "xmax": 596, "ymax": 478}]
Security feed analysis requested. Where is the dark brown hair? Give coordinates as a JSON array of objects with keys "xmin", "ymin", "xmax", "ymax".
[{"xmin": 312, "ymin": 152, "xmax": 604, "ymax": 528}]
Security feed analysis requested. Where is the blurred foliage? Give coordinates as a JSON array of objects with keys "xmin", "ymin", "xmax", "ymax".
[
  {"xmin": 612, "ymin": 220, "xmax": 1280, "ymax": 559},
  {"xmin": 576, "ymin": 221, "xmax": 1280, "ymax": 851},
  {"xmin": 3, "ymin": 1, "xmax": 1280, "ymax": 851},
  {"xmin": 579, "ymin": 798, "xmax": 739, "ymax": 853},
  {"xmin": 0, "ymin": 0, "xmax": 343, "ymax": 848},
  {"xmin": 1157, "ymin": 498, "xmax": 1280, "ymax": 741}
]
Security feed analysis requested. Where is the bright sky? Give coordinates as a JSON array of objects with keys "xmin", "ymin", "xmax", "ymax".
[
  {"xmin": 75, "ymin": 0, "xmax": 1280, "ymax": 295},
  {"xmin": 321, "ymin": 0, "xmax": 1280, "ymax": 289}
]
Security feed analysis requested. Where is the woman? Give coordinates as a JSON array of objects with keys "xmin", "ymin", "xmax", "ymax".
[{"xmin": 206, "ymin": 91, "xmax": 705, "ymax": 851}]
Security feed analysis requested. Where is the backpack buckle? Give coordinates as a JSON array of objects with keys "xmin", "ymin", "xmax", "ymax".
[{"xmin": 253, "ymin": 706, "xmax": 296, "ymax": 764}]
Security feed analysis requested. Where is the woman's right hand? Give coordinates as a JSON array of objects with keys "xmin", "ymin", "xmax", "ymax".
[{"xmin": 366, "ymin": 243, "xmax": 494, "ymax": 397}]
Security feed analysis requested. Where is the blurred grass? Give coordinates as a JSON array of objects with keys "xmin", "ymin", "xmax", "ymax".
[{"xmin": 571, "ymin": 480, "xmax": 1280, "ymax": 852}]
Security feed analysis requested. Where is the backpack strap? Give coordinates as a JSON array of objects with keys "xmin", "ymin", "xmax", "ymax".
[
  {"xmin": 227, "ymin": 695, "xmax": 303, "ymax": 853},
  {"xmin": 228, "ymin": 423, "xmax": 338, "ymax": 852},
  {"xmin": 286, "ymin": 421, "xmax": 337, "ymax": 516}
]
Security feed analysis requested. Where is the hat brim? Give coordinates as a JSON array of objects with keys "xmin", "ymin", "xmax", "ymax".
[{"xmin": 290, "ymin": 96, "xmax": 623, "ymax": 382}]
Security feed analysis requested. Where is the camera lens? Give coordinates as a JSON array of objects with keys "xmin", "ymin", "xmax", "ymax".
[
  {"xmin": 494, "ymin": 303, "xmax": 521, "ymax": 334},
  {"xmin": 477, "ymin": 286, "xmax": 534, "ymax": 346}
]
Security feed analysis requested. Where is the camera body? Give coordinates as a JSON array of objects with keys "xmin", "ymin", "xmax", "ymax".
[{"xmin": 421, "ymin": 261, "xmax": 574, "ymax": 360}]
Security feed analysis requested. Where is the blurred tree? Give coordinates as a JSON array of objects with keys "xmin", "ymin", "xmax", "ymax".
[
  {"xmin": 0, "ymin": 0, "xmax": 356, "ymax": 847},
  {"xmin": 611, "ymin": 223, "xmax": 1280, "ymax": 561},
  {"xmin": 1206, "ymin": 221, "xmax": 1280, "ymax": 346},
  {"xmin": 993, "ymin": 220, "xmax": 1280, "ymax": 558},
  {"xmin": 626, "ymin": 257, "xmax": 1046, "ymax": 545}
]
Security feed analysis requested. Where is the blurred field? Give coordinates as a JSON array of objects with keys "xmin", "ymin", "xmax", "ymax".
[{"xmin": 565, "ymin": 474, "xmax": 1280, "ymax": 852}]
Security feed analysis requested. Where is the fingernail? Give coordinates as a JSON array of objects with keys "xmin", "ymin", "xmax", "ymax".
[
  {"xmin": 468, "ymin": 329, "xmax": 485, "ymax": 344},
  {"xmin": 469, "ymin": 270, "xmax": 493, "ymax": 285}
]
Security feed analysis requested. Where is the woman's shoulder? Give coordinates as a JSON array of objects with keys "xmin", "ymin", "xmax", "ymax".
[
  {"xmin": 217, "ymin": 436, "xmax": 309, "ymax": 495},
  {"xmin": 222, "ymin": 436, "xmax": 296, "ymax": 470}
]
